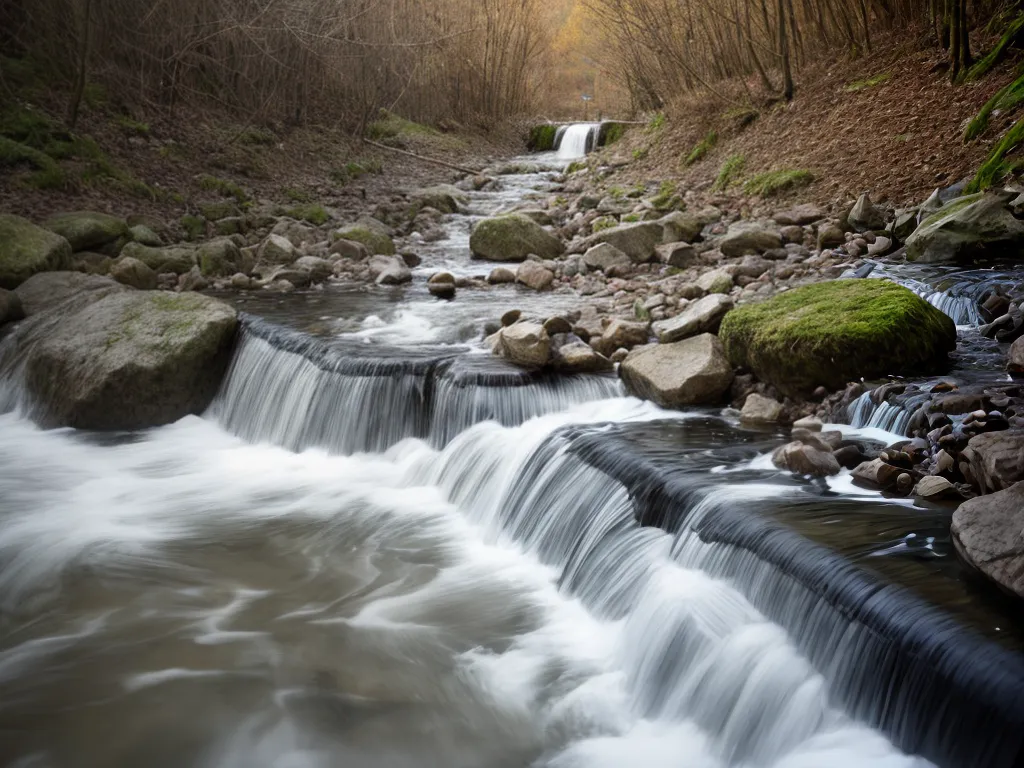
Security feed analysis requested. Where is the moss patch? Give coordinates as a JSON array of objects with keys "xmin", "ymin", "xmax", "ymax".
[
  {"xmin": 845, "ymin": 72, "xmax": 891, "ymax": 92},
  {"xmin": 333, "ymin": 225, "xmax": 395, "ymax": 255},
  {"xmin": 714, "ymin": 154, "xmax": 745, "ymax": 191},
  {"xmin": 742, "ymin": 168, "xmax": 814, "ymax": 196},
  {"xmin": 719, "ymin": 280, "xmax": 956, "ymax": 396},
  {"xmin": 528, "ymin": 124, "xmax": 558, "ymax": 151},
  {"xmin": 285, "ymin": 204, "xmax": 330, "ymax": 226},
  {"xmin": 684, "ymin": 131, "xmax": 717, "ymax": 166}
]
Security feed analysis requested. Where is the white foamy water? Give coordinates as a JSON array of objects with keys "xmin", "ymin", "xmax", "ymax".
[
  {"xmin": 556, "ymin": 123, "xmax": 601, "ymax": 160},
  {"xmin": 0, "ymin": 403, "xmax": 931, "ymax": 768}
]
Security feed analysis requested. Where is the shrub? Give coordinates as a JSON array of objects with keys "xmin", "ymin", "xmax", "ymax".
[{"xmin": 742, "ymin": 169, "xmax": 814, "ymax": 196}]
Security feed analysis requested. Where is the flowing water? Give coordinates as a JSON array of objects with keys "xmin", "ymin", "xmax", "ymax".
[{"xmin": 2, "ymin": 129, "xmax": 1024, "ymax": 768}]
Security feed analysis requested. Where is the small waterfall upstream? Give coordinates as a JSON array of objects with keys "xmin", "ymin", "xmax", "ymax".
[{"xmin": 555, "ymin": 123, "xmax": 601, "ymax": 160}]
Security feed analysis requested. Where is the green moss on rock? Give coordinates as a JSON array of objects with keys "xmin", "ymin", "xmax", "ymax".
[
  {"xmin": 528, "ymin": 124, "xmax": 558, "ymax": 151},
  {"xmin": 0, "ymin": 213, "xmax": 72, "ymax": 288},
  {"xmin": 44, "ymin": 211, "xmax": 129, "ymax": 253},
  {"xmin": 469, "ymin": 214, "xmax": 564, "ymax": 262},
  {"xmin": 333, "ymin": 225, "xmax": 395, "ymax": 255},
  {"xmin": 719, "ymin": 280, "xmax": 956, "ymax": 396}
]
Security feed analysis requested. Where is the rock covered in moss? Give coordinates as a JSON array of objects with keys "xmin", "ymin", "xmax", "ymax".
[
  {"xmin": 333, "ymin": 224, "xmax": 395, "ymax": 256},
  {"xmin": 905, "ymin": 192, "xmax": 1024, "ymax": 263},
  {"xmin": 13, "ymin": 291, "xmax": 237, "ymax": 430},
  {"xmin": 109, "ymin": 256, "xmax": 158, "ymax": 289},
  {"xmin": 0, "ymin": 214, "xmax": 72, "ymax": 288},
  {"xmin": 619, "ymin": 333, "xmax": 733, "ymax": 408},
  {"xmin": 120, "ymin": 242, "xmax": 197, "ymax": 275},
  {"xmin": 412, "ymin": 185, "xmax": 467, "ymax": 215},
  {"xmin": 198, "ymin": 238, "xmax": 246, "ymax": 276},
  {"xmin": 470, "ymin": 214, "xmax": 564, "ymax": 262},
  {"xmin": 719, "ymin": 280, "xmax": 956, "ymax": 397},
  {"xmin": 44, "ymin": 211, "xmax": 129, "ymax": 254}
]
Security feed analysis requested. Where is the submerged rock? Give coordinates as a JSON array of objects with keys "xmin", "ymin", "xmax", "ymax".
[
  {"xmin": 0, "ymin": 214, "xmax": 73, "ymax": 288},
  {"xmin": 470, "ymin": 214, "xmax": 563, "ymax": 262},
  {"xmin": 718, "ymin": 280, "xmax": 956, "ymax": 397},
  {"xmin": 619, "ymin": 333, "xmax": 734, "ymax": 408},
  {"xmin": 11, "ymin": 291, "xmax": 237, "ymax": 430},
  {"xmin": 905, "ymin": 193, "xmax": 1024, "ymax": 263},
  {"xmin": 952, "ymin": 481, "xmax": 1024, "ymax": 599}
]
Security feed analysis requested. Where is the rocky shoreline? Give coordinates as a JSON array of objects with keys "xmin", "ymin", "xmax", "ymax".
[{"xmin": 1, "ymin": 146, "xmax": 1023, "ymax": 601}]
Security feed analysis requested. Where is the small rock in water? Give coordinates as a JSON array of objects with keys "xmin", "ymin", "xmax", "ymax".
[
  {"xmin": 740, "ymin": 393, "xmax": 783, "ymax": 424},
  {"xmin": 792, "ymin": 415, "xmax": 823, "ymax": 432},
  {"xmin": 914, "ymin": 475, "xmax": 959, "ymax": 500},
  {"xmin": 772, "ymin": 441, "xmax": 841, "ymax": 477},
  {"xmin": 427, "ymin": 271, "xmax": 456, "ymax": 299},
  {"xmin": 501, "ymin": 309, "xmax": 522, "ymax": 327},
  {"xmin": 517, "ymin": 261, "xmax": 555, "ymax": 291}
]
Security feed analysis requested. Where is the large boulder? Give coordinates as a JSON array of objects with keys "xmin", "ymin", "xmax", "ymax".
[
  {"xmin": 197, "ymin": 238, "xmax": 245, "ymax": 277},
  {"xmin": 580, "ymin": 221, "xmax": 662, "ymax": 263},
  {"xmin": 719, "ymin": 222, "xmax": 782, "ymax": 258},
  {"xmin": 14, "ymin": 271, "xmax": 127, "ymax": 316},
  {"xmin": 619, "ymin": 333, "xmax": 734, "ymax": 408},
  {"xmin": 959, "ymin": 430, "xmax": 1024, "ymax": 494},
  {"xmin": 652, "ymin": 294, "xmax": 733, "ymax": 343},
  {"xmin": 14, "ymin": 292, "xmax": 237, "ymax": 430},
  {"xmin": 905, "ymin": 193, "xmax": 1024, "ymax": 263},
  {"xmin": 470, "ymin": 214, "xmax": 564, "ymax": 262},
  {"xmin": 258, "ymin": 234, "xmax": 297, "ymax": 264},
  {"xmin": 0, "ymin": 214, "xmax": 73, "ymax": 288},
  {"xmin": 44, "ymin": 211, "xmax": 129, "ymax": 254},
  {"xmin": 951, "ymin": 481, "xmax": 1024, "ymax": 599},
  {"xmin": 497, "ymin": 322, "xmax": 550, "ymax": 367},
  {"xmin": 719, "ymin": 280, "xmax": 956, "ymax": 397},
  {"xmin": 120, "ymin": 242, "xmax": 197, "ymax": 275},
  {"xmin": 583, "ymin": 242, "xmax": 631, "ymax": 273}
]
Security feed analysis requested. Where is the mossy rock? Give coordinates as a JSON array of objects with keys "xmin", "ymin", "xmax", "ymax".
[
  {"xmin": 528, "ymin": 124, "xmax": 558, "ymax": 151},
  {"xmin": 198, "ymin": 238, "xmax": 245, "ymax": 277},
  {"xmin": 120, "ymin": 242, "xmax": 197, "ymax": 275},
  {"xmin": 180, "ymin": 214, "xmax": 207, "ymax": 241},
  {"xmin": 469, "ymin": 214, "xmax": 564, "ymax": 262},
  {"xmin": 43, "ymin": 211, "xmax": 128, "ymax": 254},
  {"xmin": 719, "ymin": 280, "xmax": 956, "ymax": 397},
  {"xmin": 905, "ymin": 192, "xmax": 1024, "ymax": 263},
  {"xmin": 411, "ymin": 184, "xmax": 467, "ymax": 215},
  {"xmin": 332, "ymin": 225, "xmax": 395, "ymax": 256},
  {"xmin": 0, "ymin": 213, "xmax": 72, "ymax": 288},
  {"xmin": 199, "ymin": 201, "xmax": 242, "ymax": 221}
]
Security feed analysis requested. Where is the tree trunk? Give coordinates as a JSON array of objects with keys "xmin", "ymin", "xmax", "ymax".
[
  {"xmin": 66, "ymin": 0, "xmax": 93, "ymax": 130},
  {"xmin": 778, "ymin": 0, "xmax": 794, "ymax": 99}
]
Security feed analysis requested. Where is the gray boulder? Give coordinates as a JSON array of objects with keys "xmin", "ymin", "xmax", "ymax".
[
  {"xmin": 120, "ymin": 242, "xmax": 196, "ymax": 275},
  {"xmin": 329, "ymin": 238, "xmax": 369, "ymax": 261},
  {"xmin": 773, "ymin": 204, "xmax": 826, "ymax": 226},
  {"xmin": 470, "ymin": 214, "xmax": 564, "ymax": 262},
  {"xmin": 656, "ymin": 242, "xmax": 698, "ymax": 268},
  {"xmin": 258, "ymin": 234, "xmax": 297, "ymax": 264},
  {"xmin": 15, "ymin": 272, "xmax": 127, "ymax": 316},
  {"xmin": 905, "ymin": 193, "xmax": 1024, "ymax": 263},
  {"xmin": 592, "ymin": 318, "xmax": 650, "ymax": 356},
  {"xmin": 14, "ymin": 291, "xmax": 237, "ymax": 429},
  {"xmin": 659, "ymin": 211, "xmax": 703, "ymax": 243},
  {"xmin": 1010, "ymin": 337, "xmax": 1024, "ymax": 374},
  {"xmin": 583, "ymin": 243, "xmax": 632, "ymax": 273},
  {"xmin": 272, "ymin": 219, "xmax": 318, "ymax": 247},
  {"xmin": 960, "ymin": 430, "xmax": 1024, "ymax": 494},
  {"xmin": 0, "ymin": 214, "xmax": 73, "ymax": 288},
  {"xmin": 772, "ymin": 441, "xmax": 841, "ymax": 476},
  {"xmin": 951, "ymin": 480, "xmax": 1024, "ymax": 599},
  {"xmin": 581, "ymin": 221, "xmax": 663, "ymax": 263},
  {"xmin": 109, "ymin": 256, "xmax": 158, "ymax": 290},
  {"xmin": 369, "ymin": 255, "xmax": 412, "ymax": 285},
  {"xmin": 553, "ymin": 341, "xmax": 613, "ymax": 372},
  {"xmin": 848, "ymin": 193, "xmax": 886, "ymax": 232},
  {"xmin": 652, "ymin": 294, "xmax": 733, "ymax": 343},
  {"xmin": 0, "ymin": 288, "xmax": 25, "ymax": 326},
  {"xmin": 741, "ymin": 393, "xmax": 784, "ymax": 423},
  {"xmin": 497, "ymin": 322, "xmax": 551, "ymax": 367},
  {"xmin": 293, "ymin": 256, "xmax": 334, "ymax": 284},
  {"xmin": 697, "ymin": 268, "xmax": 733, "ymax": 294},
  {"xmin": 517, "ymin": 261, "xmax": 555, "ymax": 291},
  {"xmin": 198, "ymin": 238, "xmax": 245, "ymax": 277},
  {"xmin": 412, "ymin": 185, "xmax": 467, "ymax": 215},
  {"xmin": 619, "ymin": 333, "xmax": 734, "ymax": 408},
  {"xmin": 719, "ymin": 222, "xmax": 782, "ymax": 257},
  {"xmin": 44, "ymin": 211, "xmax": 129, "ymax": 254}
]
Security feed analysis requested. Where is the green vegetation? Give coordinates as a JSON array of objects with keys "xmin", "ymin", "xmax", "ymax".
[
  {"xmin": 718, "ymin": 280, "xmax": 956, "ymax": 396},
  {"xmin": 723, "ymin": 106, "xmax": 759, "ymax": 130},
  {"xmin": 115, "ymin": 115, "xmax": 150, "ymax": 136},
  {"xmin": 684, "ymin": 131, "xmax": 717, "ymax": 166},
  {"xmin": 566, "ymin": 160, "xmax": 587, "ymax": 174},
  {"xmin": 591, "ymin": 216, "xmax": 617, "ymax": 233},
  {"xmin": 964, "ymin": 14, "xmax": 1024, "ymax": 82},
  {"xmin": 284, "ymin": 186, "xmax": 314, "ymax": 203},
  {"xmin": 964, "ymin": 69, "xmax": 1024, "ymax": 140},
  {"xmin": 714, "ymin": 154, "xmax": 745, "ymax": 190},
  {"xmin": 648, "ymin": 112, "xmax": 667, "ymax": 131},
  {"xmin": 742, "ymin": 168, "xmax": 814, "ymax": 196},
  {"xmin": 236, "ymin": 126, "xmax": 277, "ymax": 146},
  {"xmin": 285, "ymin": 204, "xmax": 330, "ymax": 226},
  {"xmin": 197, "ymin": 174, "xmax": 249, "ymax": 203},
  {"xmin": 528, "ymin": 124, "xmax": 558, "ymax": 151},
  {"xmin": 622, "ymin": 213, "xmax": 642, "ymax": 223},
  {"xmin": 600, "ymin": 122, "xmax": 627, "ymax": 146},
  {"xmin": 367, "ymin": 110, "xmax": 439, "ymax": 142},
  {"xmin": 651, "ymin": 180, "xmax": 682, "ymax": 210},
  {"xmin": 632, "ymin": 147, "xmax": 649, "ymax": 161},
  {"xmin": 845, "ymin": 72, "xmax": 891, "ymax": 92},
  {"xmin": 180, "ymin": 215, "xmax": 207, "ymax": 241},
  {"xmin": 968, "ymin": 116, "xmax": 1024, "ymax": 192}
]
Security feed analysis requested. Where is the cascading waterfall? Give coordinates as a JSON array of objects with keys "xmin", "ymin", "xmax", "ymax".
[
  {"xmin": 555, "ymin": 123, "xmax": 601, "ymax": 160},
  {"xmin": 208, "ymin": 316, "xmax": 624, "ymax": 453},
  {"xmin": 846, "ymin": 390, "xmax": 918, "ymax": 435}
]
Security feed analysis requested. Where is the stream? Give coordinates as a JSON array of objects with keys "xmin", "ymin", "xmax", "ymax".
[{"xmin": 1, "ymin": 131, "xmax": 1023, "ymax": 768}]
